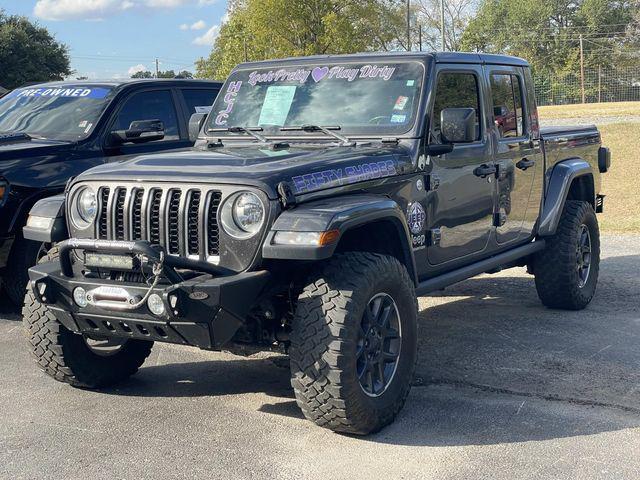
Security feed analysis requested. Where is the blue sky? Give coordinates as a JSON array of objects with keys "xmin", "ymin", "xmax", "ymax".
[{"xmin": 0, "ymin": 0, "xmax": 229, "ymax": 79}]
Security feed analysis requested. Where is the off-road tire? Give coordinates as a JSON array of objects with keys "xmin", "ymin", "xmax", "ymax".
[
  {"xmin": 22, "ymin": 247, "xmax": 153, "ymax": 388},
  {"xmin": 534, "ymin": 200, "xmax": 600, "ymax": 310},
  {"xmin": 3, "ymin": 236, "xmax": 48, "ymax": 306},
  {"xmin": 290, "ymin": 252, "xmax": 418, "ymax": 435}
]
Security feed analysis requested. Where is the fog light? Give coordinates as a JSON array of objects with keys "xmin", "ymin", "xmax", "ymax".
[
  {"xmin": 73, "ymin": 287, "xmax": 88, "ymax": 308},
  {"xmin": 147, "ymin": 293, "xmax": 165, "ymax": 316}
]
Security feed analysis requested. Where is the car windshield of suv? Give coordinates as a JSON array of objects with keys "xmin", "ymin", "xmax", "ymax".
[
  {"xmin": 207, "ymin": 61, "xmax": 425, "ymax": 137},
  {"xmin": 0, "ymin": 85, "xmax": 115, "ymax": 141}
]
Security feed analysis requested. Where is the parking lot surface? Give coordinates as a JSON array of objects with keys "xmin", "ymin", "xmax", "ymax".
[{"xmin": 1, "ymin": 235, "xmax": 639, "ymax": 480}]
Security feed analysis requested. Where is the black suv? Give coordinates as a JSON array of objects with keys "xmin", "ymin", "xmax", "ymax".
[
  {"xmin": 23, "ymin": 52, "xmax": 609, "ymax": 435},
  {"xmin": 0, "ymin": 79, "xmax": 221, "ymax": 304}
]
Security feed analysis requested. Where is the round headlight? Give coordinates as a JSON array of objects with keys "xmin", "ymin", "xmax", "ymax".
[
  {"xmin": 77, "ymin": 188, "xmax": 97, "ymax": 223},
  {"xmin": 71, "ymin": 187, "xmax": 97, "ymax": 229},
  {"xmin": 220, "ymin": 191, "xmax": 265, "ymax": 239}
]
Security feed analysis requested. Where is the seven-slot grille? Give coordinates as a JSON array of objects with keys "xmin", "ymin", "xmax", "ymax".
[{"xmin": 97, "ymin": 185, "xmax": 222, "ymax": 259}]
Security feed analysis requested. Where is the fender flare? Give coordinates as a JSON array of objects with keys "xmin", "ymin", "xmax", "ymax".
[
  {"xmin": 262, "ymin": 194, "xmax": 417, "ymax": 283},
  {"xmin": 538, "ymin": 158, "xmax": 593, "ymax": 237},
  {"xmin": 22, "ymin": 195, "xmax": 68, "ymax": 243}
]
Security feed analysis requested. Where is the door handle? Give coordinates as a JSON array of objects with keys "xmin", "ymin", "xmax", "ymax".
[
  {"xmin": 474, "ymin": 164, "xmax": 497, "ymax": 178},
  {"xmin": 516, "ymin": 158, "xmax": 536, "ymax": 171}
]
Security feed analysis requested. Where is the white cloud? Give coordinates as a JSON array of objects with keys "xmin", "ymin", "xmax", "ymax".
[
  {"xmin": 34, "ymin": 0, "xmax": 192, "ymax": 20},
  {"xmin": 192, "ymin": 24, "xmax": 219, "ymax": 46},
  {"xmin": 179, "ymin": 23, "xmax": 189, "ymax": 30},
  {"xmin": 145, "ymin": 0, "xmax": 187, "ymax": 7},
  {"xmin": 190, "ymin": 19, "xmax": 206, "ymax": 30},
  {"xmin": 127, "ymin": 64, "xmax": 147, "ymax": 75},
  {"xmin": 34, "ymin": 0, "xmax": 129, "ymax": 21},
  {"xmin": 198, "ymin": 0, "xmax": 217, "ymax": 5}
]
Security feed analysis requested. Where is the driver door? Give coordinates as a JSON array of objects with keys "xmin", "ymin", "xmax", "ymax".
[
  {"xmin": 105, "ymin": 88, "xmax": 189, "ymax": 161},
  {"xmin": 425, "ymin": 65, "xmax": 496, "ymax": 266}
]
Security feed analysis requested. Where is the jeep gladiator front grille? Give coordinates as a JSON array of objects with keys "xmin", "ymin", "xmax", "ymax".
[{"xmin": 96, "ymin": 185, "xmax": 222, "ymax": 259}]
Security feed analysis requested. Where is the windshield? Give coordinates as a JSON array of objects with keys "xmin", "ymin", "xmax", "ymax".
[
  {"xmin": 207, "ymin": 61, "xmax": 425, "ymax": 137},
  {"xmin": 0, "ymin": 86, "xmax": 115, "ymax": 141}
]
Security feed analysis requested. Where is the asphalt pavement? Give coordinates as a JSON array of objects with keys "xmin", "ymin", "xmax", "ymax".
[{"xmin": 1, "ymin": 235, "xmax": 639, "ymax": 479}]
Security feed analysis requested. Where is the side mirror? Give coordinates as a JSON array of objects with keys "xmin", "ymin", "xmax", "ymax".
[
  {"xmin": 110, "ymin": 119, "xmax": 165, "ymax": 145},
  {"xmin": 441, "ymin": 107, "xmax": 476, "ymax": 143},
  {"xmin": 188, "ymin": 113, "xmax": 207, "ymax": 143}
]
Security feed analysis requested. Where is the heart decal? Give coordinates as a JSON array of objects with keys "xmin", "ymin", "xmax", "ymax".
[{"xmin": 311, "ymin": 66, "xmax": 329, "ymax": 83}]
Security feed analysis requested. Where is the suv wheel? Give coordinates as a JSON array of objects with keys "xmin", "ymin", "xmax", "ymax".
[
  {"xmin": 290, "ymin": 252, "xmax": 418, "ymax": 435},
  {"xmin": 3, "ymin": 236, "xmax": 50, "ymax": 306},
  {"xmin": 22, "ymin": 247, "xmax": 153, "ymax": 388},
  {"xmin": 534, "ymin": 200, "xmax": 600, "ymax": 310}
]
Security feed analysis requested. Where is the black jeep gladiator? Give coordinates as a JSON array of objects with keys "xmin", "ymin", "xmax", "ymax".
[
  {"xmin": 0, "ymin": 78, "xmax": 221, "ymax": 304},
  {"xmin": 22, "ymin": 52, "xmax": 610, "ymax": 435}
]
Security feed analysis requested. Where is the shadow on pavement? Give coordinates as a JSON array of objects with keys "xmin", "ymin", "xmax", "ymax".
[{"xmin": 94, "ymin": 253, "xmax": 640, "ymax": 445}]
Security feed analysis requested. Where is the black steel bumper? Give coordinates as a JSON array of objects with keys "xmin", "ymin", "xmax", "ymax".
[{"xmin": 28, "ymin": 239, "xmax": 270, "ymax": 349}]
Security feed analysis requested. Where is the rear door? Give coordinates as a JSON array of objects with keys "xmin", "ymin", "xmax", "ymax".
[
  {"xmin": 486, "ymin": 66, "xmax": 543, "ymax": 244},
  {"xmin": 425, "ymin": 65, "xmax": 496, "ymax": 266}
]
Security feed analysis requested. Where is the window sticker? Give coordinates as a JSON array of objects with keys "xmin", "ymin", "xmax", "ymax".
[
  {"xmin": 390, "ymin": 114, "xmax": 407, "ymax": 123},
  {"xmin": 78, "ymin": 120, "xmax": 88, "ymax": 128},
  {"xmin": 258, "ymin": 85, "xmax": 297, "ymax": 126},
  {"xmin": 406, "ymin": 80, "xmax": 415, "ymax": 87},
  {"xmin": 394, "ymin": 96, "xmax": 409, "ymax": 110},
  {"xmin": 194, "ymin": 105, "xmax": 212, "ymax": 114},
  {"xmin": 84, "ymin": 123, "xmax": 93, "ymax": 134},
  {"xmin": 10, "ymin": 87, "xmax": 111, "ymax": 99}
]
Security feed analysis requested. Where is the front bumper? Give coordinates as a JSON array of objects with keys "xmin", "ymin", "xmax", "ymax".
[{"xmin": 28, "ymin": 239, "xmax": 270, "ymax": 349}]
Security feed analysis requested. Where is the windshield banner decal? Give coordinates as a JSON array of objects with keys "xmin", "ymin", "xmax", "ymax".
[
  {"xmin": 247, "ymin": 64, "xmax": 396, "ymax": 86},
  {"xmin": 10, "ymin": 87, "xmax": 111, "ymax": 99},
  {"xmin": 291, "ymin": 159, "xmax": 397, "ymax": 194}
]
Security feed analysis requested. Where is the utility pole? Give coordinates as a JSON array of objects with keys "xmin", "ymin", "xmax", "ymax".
[
  {"xmin": 406, "ymin": 0, "xmax": 411, "ymax": 51},
  {"xmin": 440, "ymin": 0, "xmax": 446, "ymax": 51},
  {"xmin": 579, "ymin": 34, "xmax": 585, "ymax": 103},
  {"xmin": 155, "ymin": 58, "xmax": 159, "ymax": 79},
  {"xmin": 418, "ymin": 24, "xmax": 422, "ymax": 51},
  {"xmin": 243, "ymin": 35, "xmax": 248, "ymax": 62},
  {"xmin": 598, "ymin": 64, "xmax": 602, "ymax": 103}
]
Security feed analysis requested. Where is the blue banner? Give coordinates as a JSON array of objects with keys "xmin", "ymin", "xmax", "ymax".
[{"xmin": 8, "ymin": 86, "xmax": 111, "ymax": 100}]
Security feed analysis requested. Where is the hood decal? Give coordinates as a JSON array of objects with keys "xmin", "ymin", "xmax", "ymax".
[{"xmin": 291, "ymin": 159, "xmax": 397, "ymax": 194}]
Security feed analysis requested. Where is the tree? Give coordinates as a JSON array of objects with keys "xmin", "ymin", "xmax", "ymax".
[
  {"xmin": 0, "ymin": 10, "xmax": 71, "ymax": 89},
  {"xmin": 130, "ymin": 69, "xmax": 193, "ymax": 79},
  {"xmin": 414, "ymin": 0, "xmax": 478, "ymax": 51},
  {"xmin": 460, "ymin": 0, "xmax": 638, "ymax": 77},
  {"xmin": 196, "ymin": 0, "xmax": 408, "ymax": 80}
]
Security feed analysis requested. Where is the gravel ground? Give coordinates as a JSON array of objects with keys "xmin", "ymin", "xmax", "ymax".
[{"xmin": 1, "ymin": 235, "xmax": 639, "ymax": 480}]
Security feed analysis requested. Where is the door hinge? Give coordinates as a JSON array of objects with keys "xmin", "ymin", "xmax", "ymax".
[
  {"xmin": 429, "ymin": 174, "xmax": 441, "ymax": 191},
  {"xmin": 429, "ymin": 228, "xmax": 442, "ymax": 246}
]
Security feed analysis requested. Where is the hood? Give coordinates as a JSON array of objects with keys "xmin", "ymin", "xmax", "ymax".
[
  {"xmin": 78, "ymin": 142, "xmax": 416, "ymax": 198},
  {"xmin": 0, "ymin": 138, "xmax": 72, "ymax": 177}
]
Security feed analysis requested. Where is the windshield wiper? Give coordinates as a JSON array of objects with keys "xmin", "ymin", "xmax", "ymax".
[
  {"xmin": 279, "ymin": 125, "xmax": 354, "ymax": 146},
  {"xmin": 208, "ymin": 126, "xmax": 269, "ymax": 143}
]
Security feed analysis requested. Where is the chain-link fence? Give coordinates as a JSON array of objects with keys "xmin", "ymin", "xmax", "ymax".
[{"xmin": 534, "ymin": 67, "xmax": 640, "ymax": 106}]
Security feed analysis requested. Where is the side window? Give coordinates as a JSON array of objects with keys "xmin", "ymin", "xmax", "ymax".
[
  {"xmin": 181, "ymin": 88, "xmax": 219, "ymax": 116},
  {"xmin": 114, "ymin": 90, "xmax": 179, "ymax": 140},
  {"xmin": 490, "ymin": 74, "xmax": 526, "ymax": 138},
  {"xmin": 431, "ymin": 72, "xmax": 481, "ymax": 143}
]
